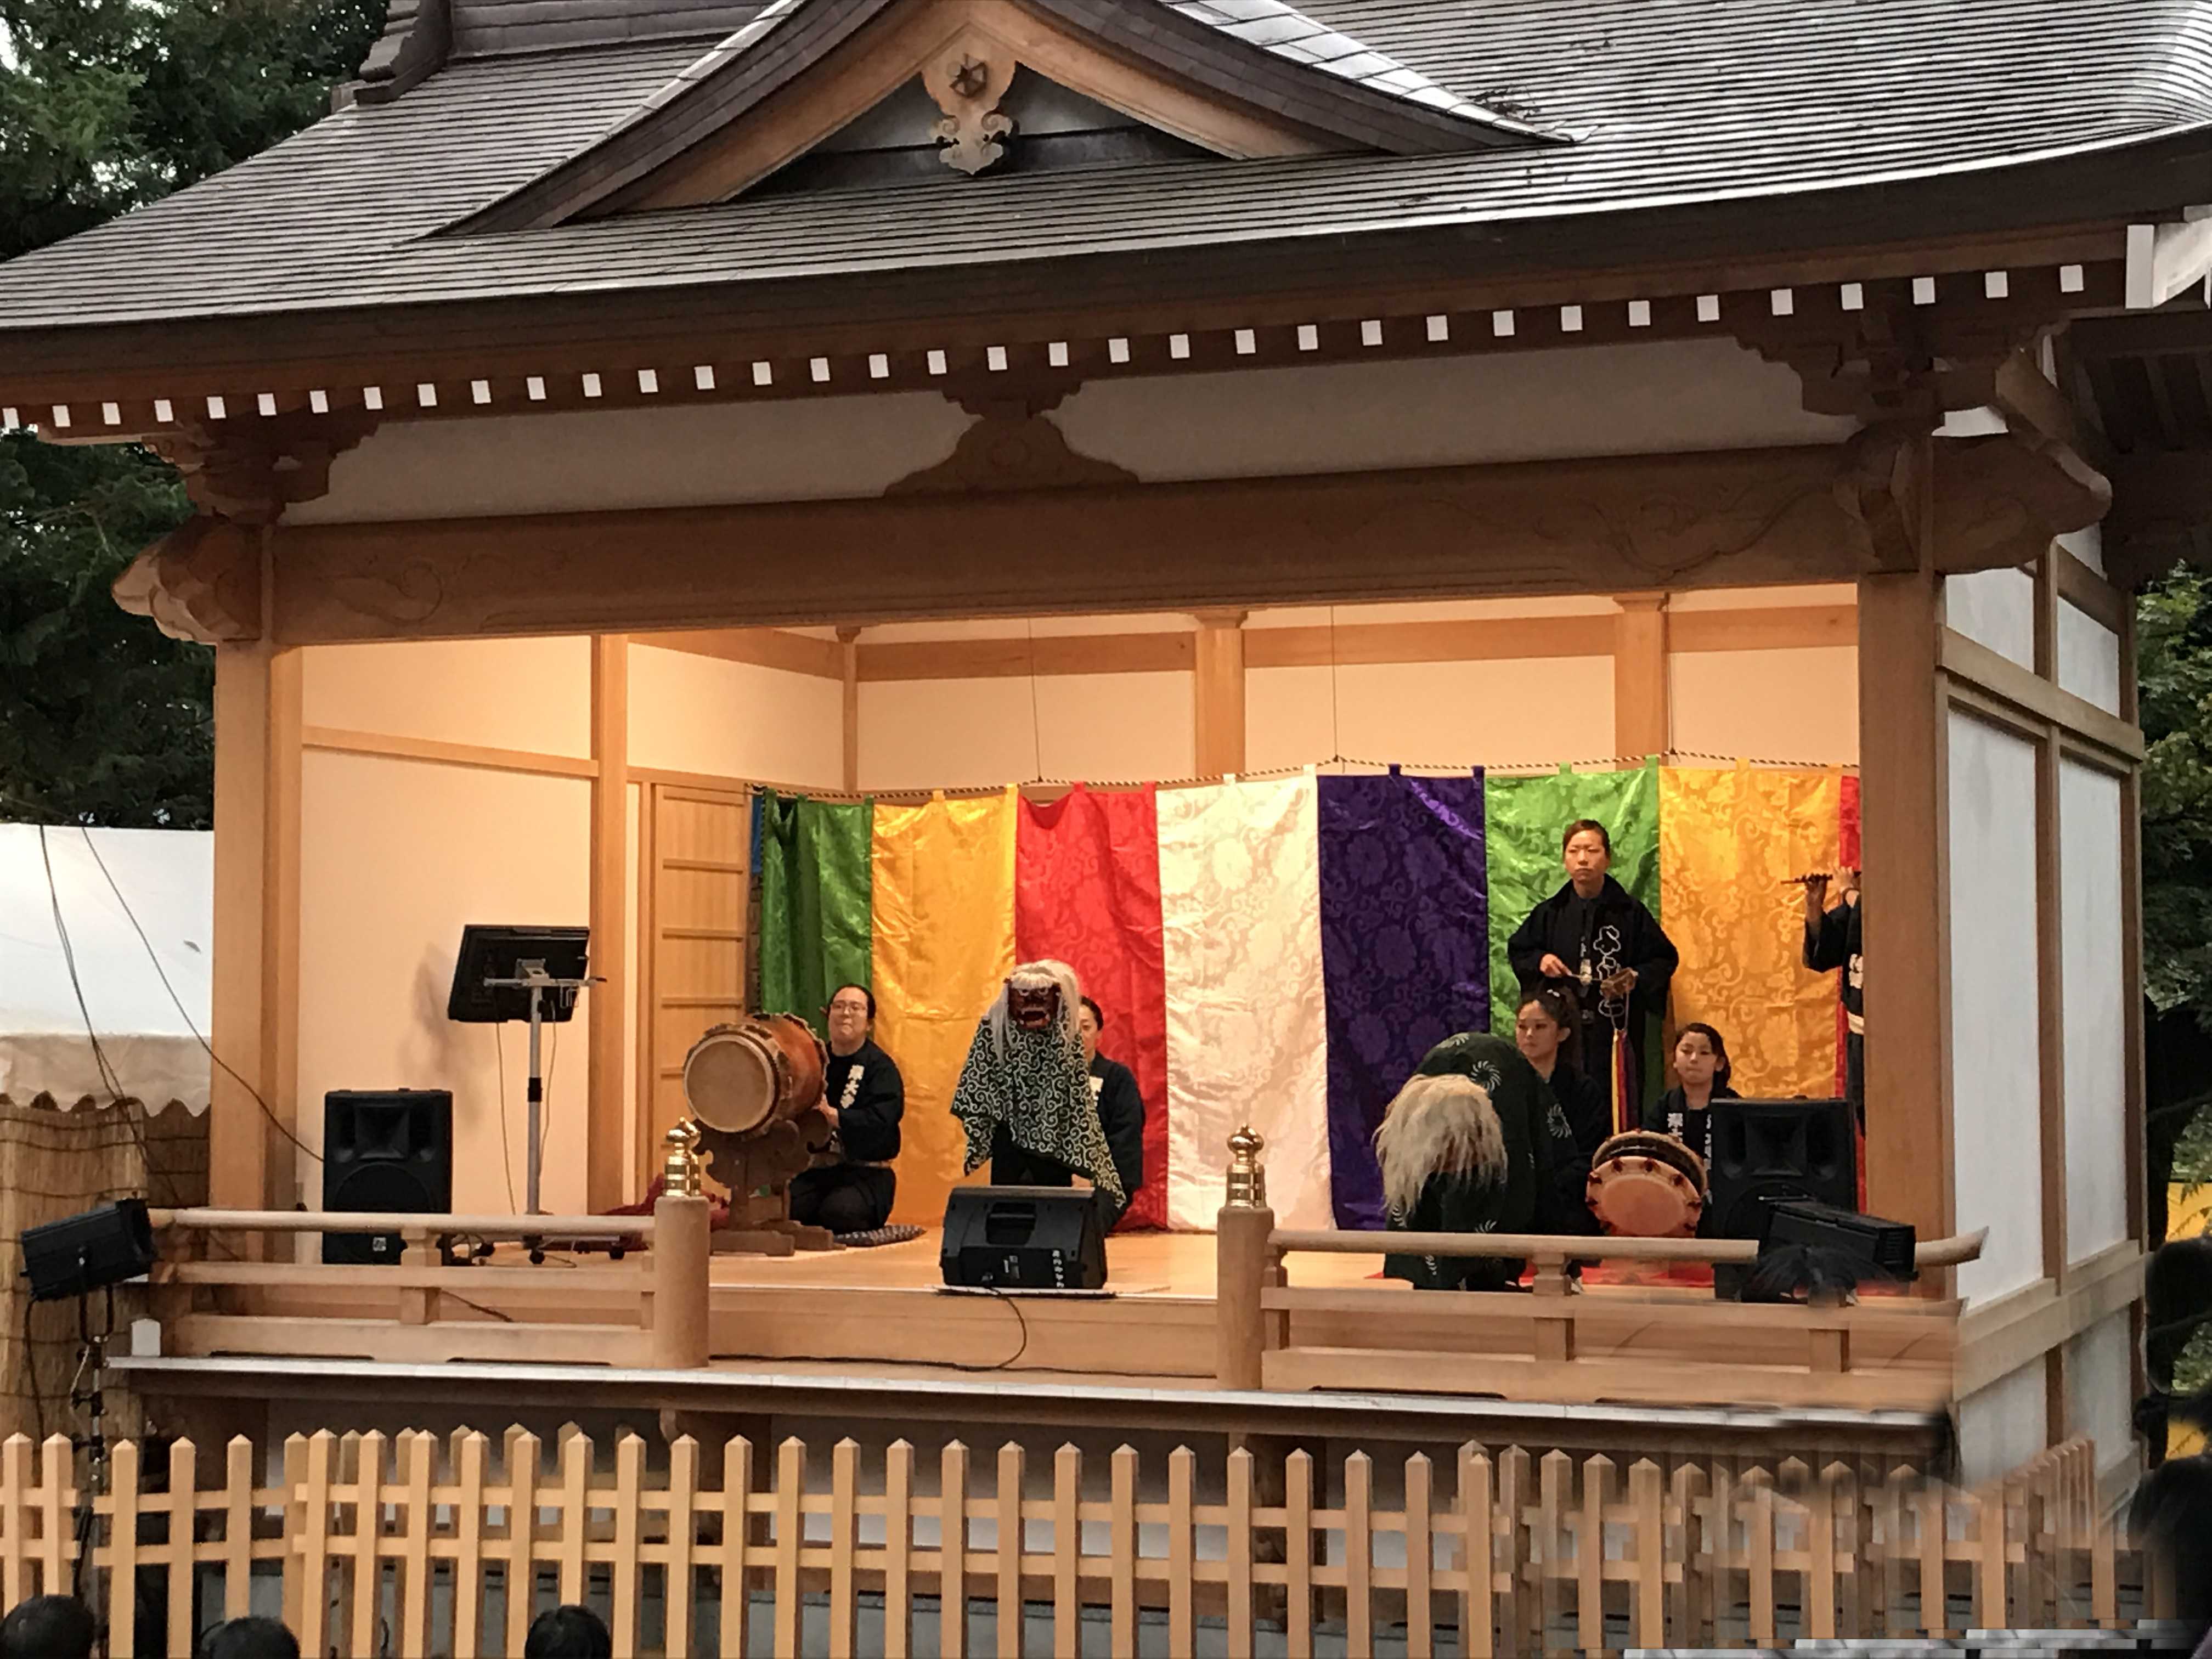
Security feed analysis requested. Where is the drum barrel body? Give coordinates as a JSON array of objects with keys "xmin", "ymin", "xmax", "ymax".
[{"xmin": 682, "ymin": 1015, "xmax": 827, "ymax": 1136}]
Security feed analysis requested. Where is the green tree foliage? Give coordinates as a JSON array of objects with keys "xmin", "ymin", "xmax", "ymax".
[
  {"xmin": 2141, "ymin": 568, "xmax": 2212, "ymax": 1028},
  {"xmin": 0, "ymin": 0, "xmax": 381, "ymax": 826}
]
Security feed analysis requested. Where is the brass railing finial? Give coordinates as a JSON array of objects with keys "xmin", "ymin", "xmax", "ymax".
[
  {"xmin": 661, "ymin": 1121, "xmax": 704, "ymax": 1200},
  {"xmin": 1226, "ymin": 1125, "xmax": 1267, "ymax": 1209}
]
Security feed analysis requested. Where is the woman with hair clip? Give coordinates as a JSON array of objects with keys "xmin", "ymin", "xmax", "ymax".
[
  {"xmin": 1514, "ymin": 986, "xmax": 1608, "ymax": 1232},
  {"xmin": 1644, "ymin": 1022, "xmax": 1740, "ymax": 1169}
]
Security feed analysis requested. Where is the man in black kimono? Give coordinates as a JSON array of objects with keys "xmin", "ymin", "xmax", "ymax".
[
  {"xmin": 1506, "ymin": 819, "xmax": 1678, "ymax": 1118},
  {"xmin": 788, "ymin": 983, "xmax": 905, "ymax": 1234},
  {"xmin": 1079, "ymin": 997, "xmax": 1146, "ymax": 1221},
  {"xmin": 1379, "ymin": 1030, "xmax": 1579, "ymax": 1291},
  {"xmin": 1802, "ymin": 868, "xmax": 1864, "ymax": 1120}
]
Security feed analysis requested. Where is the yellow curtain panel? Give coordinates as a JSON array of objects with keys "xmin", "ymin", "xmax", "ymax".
[
  {"xmin": 1658, "ymin": 764, "xmax": 1844, "ymax": 1101},
  {"xmin": 871, "ymin": 789, "xmax": 1018, "ymax": 1225}
]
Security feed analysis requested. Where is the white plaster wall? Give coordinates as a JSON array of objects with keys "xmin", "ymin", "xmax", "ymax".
[
  {"xmin": 1245, "ymin": 658, "xmax": 1611, "ymax": 774},
  {"xmin": 296, "ymin": 752, "xmax": 594, "ymax": 1217},
  {"xmin": 2066, "ymin": 1310, "xmax": 2138, "ymax": 1486},
  {"xmin": 626, "ymin": 644, "xmax": 844, "ymax": 789},
  {"xmin": 2061, "ymin": 759, "xmax": 2130, "ymax": 1264},
  {"xmin": 857, "ymin": 670, "xmax": 1194, "ymax": 791},
  {"xmin": 1945, "ymin": 568, "xmax": 2036, "ymax": 669},
  {"xmin": 289, "ymin": 394, "xmax": 974, "ymax": 523},
  {"xmin": 301, "ymin": 636, "xmax": 594, "ymax": 758},
  {"xmin": 2058, "ymin": 602, "xmax": 2124, "ymax": 717},
  {"xmin": 2058, "ymin": 524, "xmax": 2107, "ymax": 578},
  {"xmin": 1670, "ymin": 646, "xmax": 1858, "ymax": 765},
  {"xmin": 1957, "ymin": 1360, "xmax": 2050, "ymax": 1488},
  {"xmin": 1058, "ymin": 338, "xmax": 1857, "ymax": 482},
  {"xmin": 1948, "ymin": 709, "xmax": 2045, "ymax": 1307}
]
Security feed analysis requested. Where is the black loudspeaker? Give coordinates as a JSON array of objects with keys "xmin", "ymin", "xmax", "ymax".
[
  {"xmin": 1762, "ymin": 1199, "xmax": 1916, "ymax": 1282},
  {"xmin": 21, "ymin": 1200, "xmax": 156, "ymax": 1302},
  {"xmin": 941, "ymin": 1186, "xmax": 1108, "ymax": 1290},
  {"xmin": 1706, "ymin": 1098, "xmax": 1858, "ymax": 1242},
  {"xmin": 323, "ymin": 1090, "xmax": 453, "ymax": 1265}
]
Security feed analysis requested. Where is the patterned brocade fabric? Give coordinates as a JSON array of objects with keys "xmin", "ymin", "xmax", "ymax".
[{"xmin": 950, "ymin": 1025, "xmax": 1125, "ymax": 1209}]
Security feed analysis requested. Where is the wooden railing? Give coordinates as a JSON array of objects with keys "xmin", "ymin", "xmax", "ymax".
[
  {"xmin": 1218, "ymin": 1203, "xmax": 1989, "ymax": 1410},
  {"xmin": 0, "ymin": 1428, "xmax": 2162, "ymax": 1657},
  {"xmin": 148, "ymin": 1196, "xmax": 711, "ymax": 1369}
]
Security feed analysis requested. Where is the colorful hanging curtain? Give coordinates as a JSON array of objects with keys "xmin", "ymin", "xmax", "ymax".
[
  {"xmin": 1317, "ymin": 771, "xmax": 1487, "ymax": 1229},
  {"xmin": 1484, "ymin": 762, "xmax": 1663, "ymax": 1039},
  {"xmin": 1658, "ymin": 764, "xmax": 1844, "ymax": 1100},
  {"xmin": 1158, "ymin": 776, "xmax": 1331, "ymax": 1231},
  {"xmin": 870, "ymin": 790, "xmax": 1018, "ymax": 1225},
  {"xmin": 756, "ymin": 791, "xmax": 874, "ymax": 1039},
  {"xmin": 1838, "ymin": 773, "xmax": 1862, "ymax": 1098},
  {"xmin": 1015, "ymin": 785, "xmax": 1171, "ymax": 1231}
]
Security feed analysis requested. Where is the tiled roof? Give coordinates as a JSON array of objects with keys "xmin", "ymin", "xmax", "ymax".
[
  {"xmin": 2, "ymin": 0, "xmax": 2210, "ymax": 331},
  {"xmin": 1164, "ymin": 0, "xmax": 1508, "ymax": 123}
]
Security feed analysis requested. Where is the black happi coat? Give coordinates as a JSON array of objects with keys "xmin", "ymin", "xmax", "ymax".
[
  {"xmin": 823, "ymin": 1039, "xmax": 904, "ymax": 1163},
  {"xmin": 1805, "ymin": 898, "xmax": 1865, "ymax": 1114},
  {"xmin": 1090, "ymin": 1053, "xmax": 1147, "ymax": 1212},
  {"xmin": 1543, "ymin": 1063, "xmax": 1610, "ymax": 1233},
  {"xmin": 1383, "ymin": 1032, "xmax": 1578, "ymax": 1290},
  {"xmin": 1508, "ymin": 875, "xmax": 1678, "ymax": 1035},
  {"xmin": 1644, "ymin": 1082, "xmax": 1741, "ymax": 1169}
]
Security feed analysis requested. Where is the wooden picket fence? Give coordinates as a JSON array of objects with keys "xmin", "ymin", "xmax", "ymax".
[{"xmin": 0, "ymin": 1429, "xmax": 2165, "ymax": 1656}]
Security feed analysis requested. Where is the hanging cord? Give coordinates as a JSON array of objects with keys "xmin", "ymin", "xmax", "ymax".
[
  {"xmin": 1025, "ymin": 617, "xmax": 1045, "ymax": 785},
  {"xmin": 78, "ymin": 828, "xmax": 321, "ymax": 1166},
  {"xmin": 494, "ymin": 1027, "xmax": 518, "ymax": 1215}
]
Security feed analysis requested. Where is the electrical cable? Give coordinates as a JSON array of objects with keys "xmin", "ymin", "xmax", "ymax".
[
  {"xmin": 495, "ymin": 1026, "xmax": 518, "ymax": 1215},
  {"xmin": 941, "ymin": 1285, "xmax": 1031, "ymax": 1373},
  {"xmin": 77, "ymin": 827, "xmax": 320, "ymax": 1165}
]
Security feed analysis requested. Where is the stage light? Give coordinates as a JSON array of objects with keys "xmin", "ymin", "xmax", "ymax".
[{"xmin": 20, "ymin": 1199, "xmax": 157, "ymax": 1303}]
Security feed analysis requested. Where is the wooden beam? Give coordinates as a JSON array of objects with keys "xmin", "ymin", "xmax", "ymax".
[
  {"xmin": 1246, "ymin": 614, "xmax": 1613, "ymax": 669},
  {"xmin": 588, "ymin": 635, "xmax": 629, "ymax": 1214},
  {"xmin": 838, "ymin": 627, "xmax": 861, "ymax": 793},
  {"xmin": 1857, "ymin": 570, "xmax": 1954, "ymax": 1266},
  {"xmin": 1612, "ymin": 595, "xmax": 1670, "ymax": 761},
  {"xmin": 640, "ymin": 627, "xmax": 844, "ymax": 680},
  {"xmin": 2053, "ymin": 546, "xmax": 2131, "ymax": 635},
  {"xmin": 857, "ymin": 631, "xmax": 1194, "ymax": 681},
  {"xmin": 2029, "ymin": 557, "xmax": 2069, "ymax": 1302},
  {"xmin": 1953, "ymin": 1239, "xmax": 2144, "ymax": 1396},
  {"xmin": 1194, "ymin": 611, "xmax": 1248, "ymax": 778},
  {"xmin": 301, "ymin": 726, "xmax": 599, "ymax": 780},
  {"xmin": 1938, "ymin": 629, "xmax": 2146, "ymax": 762},
  {"xmin": 1663, "ymin": 603, "xmax": 1857, "ymax": 654},
  {"xmin": 269, "ymin": 447, "xmax": 1884, "ymax": 645},
  {"xmin": 210, "ymin": 640, "xmax": 302, "ymax": 1218}
]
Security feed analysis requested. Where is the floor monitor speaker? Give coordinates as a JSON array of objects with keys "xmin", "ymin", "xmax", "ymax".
[{"xmin": 940, "ymin": 1185, "xmax": 1108, "ymax": 1291}]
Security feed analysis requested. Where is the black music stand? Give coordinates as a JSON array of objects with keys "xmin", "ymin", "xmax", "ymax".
[{"xmin": 447, "ymin": 924, "xmax": 590, "ymax": 1217}]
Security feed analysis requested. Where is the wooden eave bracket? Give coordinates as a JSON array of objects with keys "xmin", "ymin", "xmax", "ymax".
[
  {"xmin": 451, "ymin": 0, "xmax": 1565, "ymax": 235},
  {"xmin": 2125, "ymin": 208, "xmax": 2212, "ymax": 310},
  {"xmin": 348, "ymin": 0, "xmax": 453, "ymax": 109}
]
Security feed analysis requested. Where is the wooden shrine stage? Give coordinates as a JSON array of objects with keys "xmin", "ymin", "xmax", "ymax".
[{"xmin": 121, "ymin": 1229, "xmax": 1960, "ymax": 1461}]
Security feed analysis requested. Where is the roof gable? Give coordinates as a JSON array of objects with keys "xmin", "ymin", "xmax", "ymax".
[{"xmin": 453, "ymin": 0, "xmax": 1564, "ymax": 231}]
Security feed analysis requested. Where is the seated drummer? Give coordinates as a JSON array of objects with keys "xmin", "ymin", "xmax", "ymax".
[
  {"xmin": 1514, "ymin": 988, "xmax": 1607, "ymax": 1234},
  {"xmin": 1643, "ymin": 1021, "xmax": 1739, "ymax": 1167},
  {"xmin": 988, "ymin": 993, "xmax": 1144, "ymax": 1224},
  {"xmin": 788, "ymin": 983, "xmax": 904, "ymax": 1235},
  {"xmin": 1376, "ymin": 1029, "xmax": 1576, "ymax": 1291}
]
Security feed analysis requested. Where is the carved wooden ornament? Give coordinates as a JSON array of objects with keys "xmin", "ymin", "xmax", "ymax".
[
  {"xmin": 923, "ymin": 40, "xmax": 1017, "ymax": 174},
  {"xmin": 112, "ymin": 515, "xmax": 263, "ymax": 645}
]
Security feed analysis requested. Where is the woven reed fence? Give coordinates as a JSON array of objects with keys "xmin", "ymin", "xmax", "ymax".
[{"xmin": 0, "ymin": 1429, "xmax": 2164, "ymax": 1657}]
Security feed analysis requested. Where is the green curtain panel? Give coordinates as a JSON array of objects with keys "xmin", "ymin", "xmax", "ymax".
[
  {"xmin": 1483, "ymin": 761, "xmax": 1663, "ymax": 1044},
  {"xmin": 757, "ymin": 791, "xmax": 874, "ymax": 1037}
]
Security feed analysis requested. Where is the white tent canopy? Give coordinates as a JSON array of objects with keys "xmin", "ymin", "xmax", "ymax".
[{"xmin": 0, "ymin": 823, "xmax": 212, "ymax": 1114}]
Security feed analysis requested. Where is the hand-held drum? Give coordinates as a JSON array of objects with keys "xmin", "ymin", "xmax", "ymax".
[
  {"xmin": 1586, "ymin": 1130, "xmax": 1709, "ymax": 1239},
  {"xmin": 682, "ymin": 1015, "xmax": 827, "ymax": 1137}
]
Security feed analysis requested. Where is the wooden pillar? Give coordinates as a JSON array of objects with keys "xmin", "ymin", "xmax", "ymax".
[
  {"xmin": 650, "ymin": 1192, "xmax": 712, "ymax": 1369},
  {"xmin": 838, "ymin": 626, "xmax": 862, "ymax": 792},
  {"xmin": 1855, "ymin": 570, "xmax": 1954, "ymax": 1260},
  {"xmin": 588, "ymin": 636, "xmax": 629, "ymax": 1213},
  {"xmin": 208, "ymin": 640, "xmax": 301, "ymax": 1217},
  {"xmin": 1194, "ymin": 610, "xmax": 1248, "ymax": 777},
  {"xmin": 1612, "ymin": 594, "xmax": 1671, "ymax": 761}
]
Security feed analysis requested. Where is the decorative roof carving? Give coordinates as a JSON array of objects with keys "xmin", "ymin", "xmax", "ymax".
[{"xmin": 458, "ymin": 0, "xmax": 1563, "ymax": 232}]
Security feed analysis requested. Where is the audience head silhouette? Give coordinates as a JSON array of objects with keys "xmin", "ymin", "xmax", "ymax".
[
  {"xmin": 197, "ymin": 1615, "xmax": 302, "ymax": 1659},
  {"xmin": 0, "ymin": 1594, "xmax": 94, "ymax": 1659},
  {"xmin": 525, "ymin": 1604, "xmax": 614, "ymax": 1659}
]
